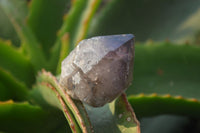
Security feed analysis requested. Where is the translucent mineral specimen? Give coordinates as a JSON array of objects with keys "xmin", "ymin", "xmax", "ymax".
[{"xmin": 59, "ymin": 34, "xmax": 134, "ymax": 107}]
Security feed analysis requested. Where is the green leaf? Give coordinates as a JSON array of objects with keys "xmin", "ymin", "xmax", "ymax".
[
  {"xmin": 34, "ymin": 70, "xmax": 92, "ymax": 132},
  {"xmin": 140, "ymin": 115, "xmax": 192, "ymax": 133},
  {"xmin": 0, "ymin": 67, "xmax": 28, "ymax": 101},
  {"xmin": 33, "ymin": 70, "xmax": 140, "ymax": 132},
  {"xmin": 0, "ymin": 40, "xmax": 35, "ymax": 86},
  {"xmin": 0, "ymin": 8, "xmax": 19, "ymax": 46},
  {"xmin": 57, "ymin": 0, "xmax": 88, "ymax": 48},
  {"xmin": 31, "ymin": 83, "xmax": 81, "ymax": 133},
  {"xmin": 0, "ymin": 82, "xmax": 10, "ymax": 101},
  {"xmin": 27, "ymin": 0, "xmax": 70, "ymax": 57},
  {"xmin": 128, "ymin": 94, "xmax": 200, "ymax": 119},
  {"xmin": 51, "ymin": 0, "xmax": 101, "ymax": 74},
  {"xmin": 73, "ymin": 0, "xmax": 101, "ymax": 46},
  {"xmin": 31, "ymin": 83, "xmax": 81, "ymax": 132},
  {"xmin": 126, "ymin": 43, "xmax": 200, "ymax": 118},
  {"xmin": 56, "ymin": 33, "xmax": 70, "ymax": 74},
  {"xmin": 50, "ymin": 0, "xmax": 88, "ymax": 73},
  {"xmin": 0, "ymin": 0, "xmax": 46, "ymax": 70},
  {"xmin": 50, "ymin": 0, "xmax": 86, "ymax": 72},
  {"xmin": 89, "ymin": 0, "xmax": 200, "ymax": 44},
  {"xmin": 0, "ymin": 100, "xmax": 69, "ymax": 133},
  {"xmin": 85, "ymin": 93, "xmax": 140, "ymax": 133},
  {"xmin": 128, "ymin": 43, "xmax": 200, "ymax": 99}
]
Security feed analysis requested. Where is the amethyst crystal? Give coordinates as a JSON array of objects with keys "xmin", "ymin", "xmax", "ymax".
[{"xmin": 59, "ymin": 34, "xmax": 134, "ymax": 107}]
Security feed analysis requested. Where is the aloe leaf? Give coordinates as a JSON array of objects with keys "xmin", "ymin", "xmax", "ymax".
[
  {"xmin": 56, "ymin": 0, "xmax": 88, "ymax": 48},
  {"xmin": 27, "ymin": 0, "xmax": 69, "ymax": 57},
  {"xmin": 89, "ymin": 0, "xmax": 200, "ymax": 44},
  {"xmin": 56, "ymin": 0, "xmax": 101, "ymax": 74},
  {"xmin": 128, "ymin": 94, "xmax": 200, "ymax": 119},
  {"xmin": 73, "ymin": 0, "xmax": 101, "ymax": 46},
  {"xmin": 0, "ymin": 8, "xmax": 19, "ymax": 46},
  {"xmin": 0, "ymin": 82, "xmax": 10, "ymax": 101},
  {"xmin": 140, "ymin": 115, "xmax": 192, "ymax": 133},
  {"xmin": 56, "ymin": 33, "xmax": 70, "ymax": 74},
  {"xmin": 35, "ymin": 70, "xmax": 92, "ymax": 132},
  {"xmin": 31, "ymin": 83, "xmax": 81, "ymax": 133},
  {"xmin": 0, "ymin": 0, "xmax": 46, "ymax": 70},
  {"xmin": 0, "ymin": 100, "xmax": 69, "ymax": 133},
  {"xmin": 50, "ymin": 0, "xmax": 87, "ymax": 73},
  {"xmin": 51, "ymin": 0, "xmax": 101, "ymax": 74},
  {"xmin": 126, "ymin": 43, "xmax": 200, "ymax": 118},
  {"xmin": 0, "ymin": 40, "xmax": 35, "ymax": 86},
  {"xmin": 128, "ymin": 43, "xmax": 200, "ymax": 99},
  {"xmin": 33, "ymin": 70, "xmax": 140, "ymax": 132},
  {"xmin": 0, "ymin": 67, "xmax": 28, "ymax": 101},
  {"xmin": 85, "ymin": 93, "xmax": 140, "ymax": 133}
]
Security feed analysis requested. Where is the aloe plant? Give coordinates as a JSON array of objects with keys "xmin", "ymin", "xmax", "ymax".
[
  {"xmin": 0, "ymin": 0, "xmax": 200, "ymax": 133},
  {"xmin": 0, "ymin": 0, "xmax": 140, "ymax": 132}
]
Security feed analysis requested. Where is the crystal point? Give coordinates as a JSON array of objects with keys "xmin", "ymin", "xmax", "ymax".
[{"xmin": 60, "ymin": 34, "xmax": 134, "ymax": 107}]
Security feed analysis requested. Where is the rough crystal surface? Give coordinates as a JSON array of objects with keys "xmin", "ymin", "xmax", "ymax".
[{"xmin": 59, "ymin": 34, "xmax": 135, "ymax": 107}]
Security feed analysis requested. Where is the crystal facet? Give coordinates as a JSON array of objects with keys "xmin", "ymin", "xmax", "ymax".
[{"xmin": 59, "ymin": 34, "xmax": 134, "ymax": 107}]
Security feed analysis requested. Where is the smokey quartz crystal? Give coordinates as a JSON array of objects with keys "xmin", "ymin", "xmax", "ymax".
[{"xmin": 59, "ymin": 34, "xmax": 135, "ymax": 107}]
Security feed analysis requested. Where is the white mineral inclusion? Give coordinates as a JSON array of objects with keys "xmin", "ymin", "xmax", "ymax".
[
  {"xmin": 72, "ymin": 72, "xmax": 81, "ymax": 85},
  {"xmin": 60, "ymin": 34, "xmax": 135, "ymax": 107}
]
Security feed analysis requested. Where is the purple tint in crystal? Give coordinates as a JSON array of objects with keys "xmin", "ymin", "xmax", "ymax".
[{"xmin": 59, "ymin": 34, "xmax": 135, "ymax": 107}]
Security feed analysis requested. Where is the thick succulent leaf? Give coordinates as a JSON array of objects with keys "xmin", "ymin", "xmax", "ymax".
[
  {"xmin": 32, "ymin": 70, "xmax": 140, "ymax": 132},
  {"xmin": 0, "ymin": 8, "xmax": 19, "ymax": 46},
  {"xmin": 50, "ymin": 0, "xmax": 88, "ymax": 73},
  {"xmin": 57, "ymin": 0, "xmax": 93, "ymax": 48},
  {"xmin": 0, "ymin": 0, "xmax": 46, "ymax": 70},
  {"xmin": 140, "ymin": 115, "xmax": 193, "ymax": 133},
  {"xmin": 51, "ymin": 0, "xmax": 101, "ymax": 74},
  {"xmin": 31, "ymin": 83, "xmax": 80, "ymax": 133},
  {"xmin": 50, "ymin": 0, "xmax": 86, "ymax": 73},
  {"xmin": 0, "ymin": 67, "xmax": 28, "ymax": 101},
  {"xmin": 128, "ymin": 94, "xmax": 200, "ymax": 119},
  {"xmin": 85, "ymin": 93, "xmax": 140, "ymax": 133},
  {"xmin": 89, "ymin": 0, "xmax": 200, "ymax": 44},
  {"xmin": 32, "ymin": 70, "xmax": 92, "ymax": 132},
  {"xmin": 56, "ymin": 0, "xmax": 101, "ymax": 74},
  {"xmin": 56, "ymin": 33, "xmax": 70, "ymax": 74},
  {"xmin": 0, "ymin": 82, "xmax": 10, "ymax": 101},
  {"xmin": 27, "ymin": 0, "xmax": 69, "ymax": 57},
  {"xmin": 128, "ymin": 43, "xmax": 200, "ymax": 99},
  {"xmin": 0, "ymin": 100, "xmax": 69, "ymax": 133},
  {"xmin": 0, "ymin": 40, "xmax": 35, "ymax": 86},
  {"xmin": 73, "ymin": 0, "xmax": 101, "ymax": 46},
  {"xmin": 126, "ymin": 43, "xmax": 200, "ymax": 118}
]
